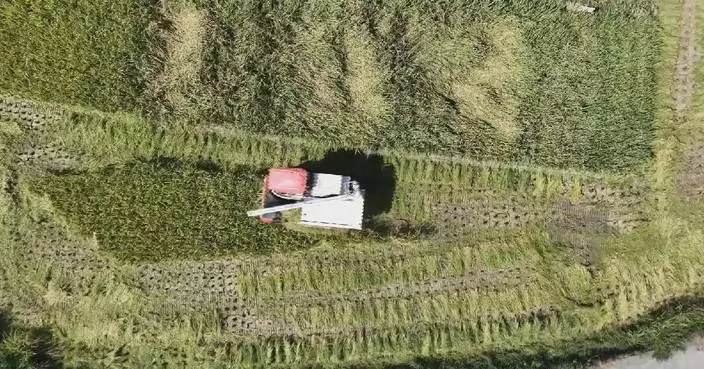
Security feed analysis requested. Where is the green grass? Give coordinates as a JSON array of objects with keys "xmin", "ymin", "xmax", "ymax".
[
  {"xmin": 0, "ymin": 311, "xmax": 62, "ymax": 369},
  {"xmin": 515, "ymin": 2, "xmax": 659, "ymax": 170},
  {"xmin": 28, "ymin": 159, "xmax": 321, "ymax": 261},
  {"xmin": 0, "ymin": 0, "xmax": 162, "ymax": 111},
  {"xmin": 175, "ymin": 0, "xmax": 657, "ymax": 170}
]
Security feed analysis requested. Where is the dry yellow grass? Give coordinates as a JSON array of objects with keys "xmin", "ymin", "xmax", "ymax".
[
  {"xmin": 451, "ymin": 17, "xmax": 527, "ymax": 141},
  {"xmin": 345, "ymin": 26, "xmax": 392, "ymax": 138},
  {"xmin": 149, "ymin": 5, "xmax": 206, "ymax": 117}
]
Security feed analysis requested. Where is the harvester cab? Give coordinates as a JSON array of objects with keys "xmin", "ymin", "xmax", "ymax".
[{"xmin": 247, "ymin": 168, "xmax": 365, "ymax": 230}]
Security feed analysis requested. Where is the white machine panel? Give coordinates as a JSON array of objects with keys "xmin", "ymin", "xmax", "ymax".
[
  {"xmin": 300, "ymin": 193, "xmax": 364, "ymax": 230},
  {"xmin": 309, "ymin": 173, "xmax": 344, "ymax": 197}
]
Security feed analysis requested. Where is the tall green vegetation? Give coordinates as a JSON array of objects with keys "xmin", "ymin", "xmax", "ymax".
[
  {"xmin": 185, "ymin": 0, "xmax": 657, "ymax": 170},
  {"xmin": 29, "ymin": 160, "xmax": 320, "ymax": 261},
  {"xmin": 0, "ymin": 0, "xmax": 163, "ymax": 111},
  {"xmin": 516, "ymin": 2, "xmax": 658, "ymax": 170}
]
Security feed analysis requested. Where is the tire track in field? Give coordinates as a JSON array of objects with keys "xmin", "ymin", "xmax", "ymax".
[
  {"xmin": 673, "ymin": 0, "xmax": 699, "ymax": 118},
  {"xmin": 245, "ymin": 305, "xmax": 562, "ymax": 338},
  {"xmin": 2, "ymin": 94, "xmax": 643, "ymax": 202},
  {"xmin": 255, "ymin": 267, "xmax": 536, "ymax": 308},
  {"xmin": 672, "ymin": 0, "xmax": 704, "ymax": 199}
]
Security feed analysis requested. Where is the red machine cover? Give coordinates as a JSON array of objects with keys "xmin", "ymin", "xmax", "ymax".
[{"xmin": 265, "ymin": 168, "xmax": 308, "ymax": 195}]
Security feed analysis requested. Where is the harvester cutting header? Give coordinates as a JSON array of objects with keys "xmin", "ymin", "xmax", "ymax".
[{"xmin": 247, "ymin": 168, "xmax": 365, "ymax": 230}]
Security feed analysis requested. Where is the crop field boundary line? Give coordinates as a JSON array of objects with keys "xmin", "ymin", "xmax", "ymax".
[
  {"xmin": 0, "ymin": 94, "xmax": 642, "ymax": 183},
  {"xmin": 651, "ymin": 0, "xmax": 702, "ymax": 212},
  {"xmin": 197, "ymin": 125, "xmax": 638, "ymax": 181}
]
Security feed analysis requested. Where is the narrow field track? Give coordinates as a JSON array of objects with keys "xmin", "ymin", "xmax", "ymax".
[
  {"xmin": 673, "ymin": 0, "xmax": 699, "ymax": 118},
  {"xmin": 255, "ymin": 267, "xmax": 536, "ymax": 307}
]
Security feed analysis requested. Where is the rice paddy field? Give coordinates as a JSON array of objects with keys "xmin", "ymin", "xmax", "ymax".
[{"xmin": 0, "ymin": 0, "xmax": 703, "ymax": 368}]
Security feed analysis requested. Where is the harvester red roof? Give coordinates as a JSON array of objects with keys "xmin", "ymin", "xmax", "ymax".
[{"xmin": 265, "ymin": 168, "xmax": 308, "ymax": 195}]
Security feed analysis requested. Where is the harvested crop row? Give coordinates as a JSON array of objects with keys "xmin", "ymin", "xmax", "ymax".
[
  {"xmin": 9, "ymin": 218, "xmax": 103, "ymax": 268},
  {"xmin": 256, "ymin": 267, "xmax": 536, "ymax": 308},
  {"xmin": 545, "ymin": 202, "xmax": 650, "ymax": 270},
  {"xmin": 672, "ymin": 0, "xmax": 699, "ymax": 117},
  {"xmin": 552, "ymin": 201, "xmax": 649, "ymax": 233},
  {"xmin": 133, "ymin": 290, "xmax": 274, "ymax": 337},
  {"xmin": 16, "ymin": 142, "xmax": 81, "ymax": 171},
  {"xmin": 397, "ymin": 175, "xmax": 646, "ymax": 206},
  {"xmin": 578, "ymin": 181, "xmax": 647, "ymax": 206},
  {"xmin": 256, "ymin": 279, "xmax": 558, "ymax": 337},
  {"xmin": 137, "ymin": 277, "xmax": 278, "ymax": 336},
  {"xmin": 237, "ymin": 241, "xmax": 542, "ymax": 299},
  {"xmin": 428, "ymin": 193, "xmax": 648, "ymax": 239},
  {"xmin": 391, "ymin": 178, "xmax": 646, "ymax": 226},
  {"xmin": 136, "ymin": 260, "xmax": 242, "ymax": 295},
  {"xmin": 133, "ymin": 260, "xmax": 283, "ymax": 335},
  {"xmin": 250, "ymin": 305, "xmax": 562, "ymax": 340},
  {"xmin": 0, "ymin": 96, "xmax": 62, "ymax": 134},
  {"xmin": 5, "ymin": 219, "xmax": 115, "ymax": 296},
  {"xmin": 677, "ymin": 141, "xmax": 704, "ymax": 198},
  {"xmin": 236, "ymin": 231, "xmax": 534, "ymax": 273},
  {"xmin": 431, "ymin": 200, "xmax": 549, "ymax": 235}
]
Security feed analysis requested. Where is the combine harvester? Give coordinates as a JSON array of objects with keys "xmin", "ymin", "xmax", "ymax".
[{"xmin": 247, "ymin": 168, "xmax": 365, "ymax": 230}]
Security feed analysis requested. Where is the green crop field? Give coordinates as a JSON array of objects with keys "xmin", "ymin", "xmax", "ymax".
[{"xmin": 1, "ymin": 0, "xmax": 703, "ymax": 368}]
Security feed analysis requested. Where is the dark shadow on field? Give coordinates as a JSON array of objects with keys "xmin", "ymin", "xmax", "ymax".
[
  {"xmin": 139, "ymin": 156, "xmax": 224, "ymax": 173},
  {"xmin": 365, "ymin": 218, "xmax": 437, "ymax": 238},
  {"xmin": 0, "ymin": 310, "xmax": 64, "ymax": 368},
  {"xmin": 300, "ymin": 150, "xmax": 395, "ymax": 218}
]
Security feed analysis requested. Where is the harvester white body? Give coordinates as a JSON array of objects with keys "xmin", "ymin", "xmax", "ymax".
[{"xmin": 247, "ymin": 168, "xmax": 364, "ymax": 230}]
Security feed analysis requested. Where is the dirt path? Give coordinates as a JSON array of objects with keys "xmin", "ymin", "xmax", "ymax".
[{"xmin": 673, "ymin": 0, "xmax": 699, "ymax": 118}]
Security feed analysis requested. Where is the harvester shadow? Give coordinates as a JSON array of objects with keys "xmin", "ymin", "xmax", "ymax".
[{"xmin": 300, "ymin": 149, "xmax": 395, "ymax": 218}]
